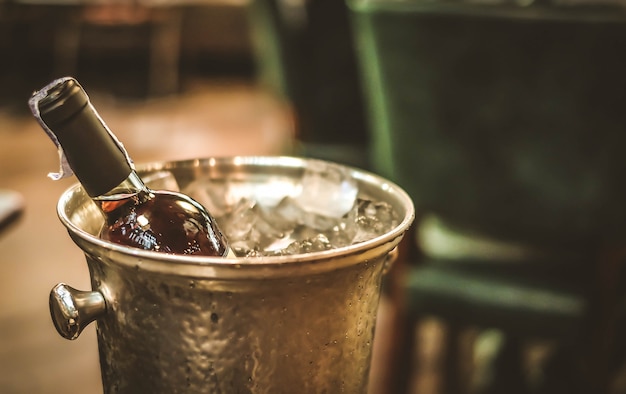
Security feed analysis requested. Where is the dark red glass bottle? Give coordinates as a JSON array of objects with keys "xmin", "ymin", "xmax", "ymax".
[{"xmin": 32, "ymin": 78, "xmax": 233, "ymax": 257}]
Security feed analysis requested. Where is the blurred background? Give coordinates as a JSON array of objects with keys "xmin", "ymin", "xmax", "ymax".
[{"xmin": 3, "ymin": 0, "xmax": 626, "ymax": 393}]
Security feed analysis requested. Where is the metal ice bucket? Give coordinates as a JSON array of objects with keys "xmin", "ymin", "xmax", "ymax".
[{"xmin": 49, "ymin": 156, "xmax": 414, "ymax": 393}]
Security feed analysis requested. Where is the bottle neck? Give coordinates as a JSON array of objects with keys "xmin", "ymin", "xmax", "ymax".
[
  {"xmin": 92, "ymin": 171, "xmax": 152, "ymax": 214},
  {"xmin": 92, "ymin": 171, "xmax": 149, "ymax": 201}
]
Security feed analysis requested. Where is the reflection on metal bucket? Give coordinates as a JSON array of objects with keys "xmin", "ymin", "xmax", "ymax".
[{"xmin": 49, "ymin": 156, "xmax": 414, "ymax": 393}]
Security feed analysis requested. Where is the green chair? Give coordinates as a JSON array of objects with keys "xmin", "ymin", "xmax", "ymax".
[
  {"xmin": 348, "ymin": 1, "xmax": 626, "ymax": 392},
  {"xmin": 246, "ymin": 0, "xmax": 371, "ymax": 169}
]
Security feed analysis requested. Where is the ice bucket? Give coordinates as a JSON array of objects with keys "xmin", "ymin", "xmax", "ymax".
[{"xmin": 49, "ymin": 156, "xmax": 414, "ymax": 393}]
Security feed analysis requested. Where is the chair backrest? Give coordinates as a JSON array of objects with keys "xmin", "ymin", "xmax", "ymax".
[
  {"xmin": 349, "ymin": 0, "xmax": 626, "ymax": 247},
  {"xmin": 248, "ymin": 0, "xmax": 370, "ymax": 167}
]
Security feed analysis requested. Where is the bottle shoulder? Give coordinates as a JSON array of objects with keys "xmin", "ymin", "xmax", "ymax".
[{"xmin": 99, "ymin": 188, "xmax": 229, "ymax": 257}]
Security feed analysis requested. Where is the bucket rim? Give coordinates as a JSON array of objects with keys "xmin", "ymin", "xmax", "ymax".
[{"xmin": 56, "ymin": 156, "xmax": 415, "ymax": 278}]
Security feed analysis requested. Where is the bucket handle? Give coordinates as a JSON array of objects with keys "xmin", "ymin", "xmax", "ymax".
[
  {"xmin": 49, "ymin": 283, "xmax": 106, "ymax": 340},
  {"xmin": 382, "ymin": 246, "xmax": 399, "ymax": 275}
]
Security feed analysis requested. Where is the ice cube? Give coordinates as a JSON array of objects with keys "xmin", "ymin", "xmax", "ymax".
[
  {"xmin": 321, "ymin": 202, "xmax": 358, "ymax": 248},
  {"xmin": 219, "ymin": 198, "xmax": 258, "ymax": 241},
  {"xmin": 281, "ymin": 233, "xmax": 333, "ymax": 255},
  {"xmin": 247, "ymin": 210, "xmax": 291, "ymax": 252},
  {"xmin": 294, "ymin": 161, "xmax": 358, "ymax": 219},
  {"xmin": 216, "ymin": 197, "xmax": 290, "ymax": 255},
  {"xmin": 183, "ymin": 178, "xmax": 232, "ymax": 218},
  {"xmin": 353, "ymin": 199, "xmax": 399, "ymax": 243}
]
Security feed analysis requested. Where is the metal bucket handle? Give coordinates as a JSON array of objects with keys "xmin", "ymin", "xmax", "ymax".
[{"xmin": 49, "ymin": 283, "xmax": 106, "ymax": 340}]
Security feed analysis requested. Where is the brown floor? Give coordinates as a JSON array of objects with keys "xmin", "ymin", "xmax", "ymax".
[{"xmin": 0, "ymin": 77, "xmax": 435, "ymax": 394}]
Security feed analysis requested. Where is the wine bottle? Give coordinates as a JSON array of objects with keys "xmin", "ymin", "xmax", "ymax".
[{"xmin": 29, "ymin": 77, "xmax": 234, "ymax": 258}]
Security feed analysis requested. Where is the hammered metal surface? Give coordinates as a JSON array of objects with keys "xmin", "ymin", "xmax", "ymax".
[{"xmin": 86, "ymin": 253, "xmax": 385, "ymax": 393}]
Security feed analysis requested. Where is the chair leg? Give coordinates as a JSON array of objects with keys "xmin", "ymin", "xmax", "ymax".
[
  {"xmin": 534, "ymin": 344, "xmax": 589, "ymax": 394},
  {"xmin": 471, "ymin": 331, "xmax": 528, "ymax": 394},
  {"xmin": 440, "ymin": 322, "xmax": 464, "ymax": 394},
  {"xmin": 580, "ymin": 246, "xmax": 625, "ymax": 393}
]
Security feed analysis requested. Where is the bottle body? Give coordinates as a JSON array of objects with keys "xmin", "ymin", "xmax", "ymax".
[
  {"xmin": 94, "ymin": 172, "xmax": 231, "ymax": 257},
  {"xmin": 30, "ymin": 77, "xmax": 232, "ymax": 257}
]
